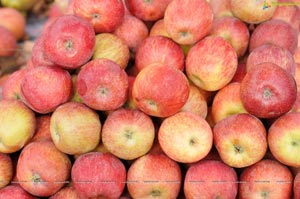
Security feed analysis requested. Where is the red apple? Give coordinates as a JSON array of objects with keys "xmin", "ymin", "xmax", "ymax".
[
  {"xmin": 0, "ymin": 153, "xmax": 13, "ymax": 189},
  {"xmin": 43, "ymin": 15, "xmax": 95, "ymax": 69},
  {"xmin": 72, "ymin": 152, "xmax": 126, "ymax": 199},
  {"xmin": 240, "ymin": 62, "xmax": 297, "ymax": 119},
  {"xmin": 208, "ymin": 0, "xmax": 233, "ymax": 18},
  {"xmin": 73, "ymin": 0, "xmax": 124, "ymax": 33},
  {"xmin": 30, "ymin": 114, "xmax": 52, "ymax": 142},
  {"xmin": 164, "ymin": 0, "xmax": 213, "ymax": 45},
  {"xmin": 132, "ymin": 64, "xmax": 189, "ymax": 117},
  {"xmin": 239, "ymin": 159, "xmax": 293, "ymax": 199},
  {"xmin": 135, "ymin": 35, "xmax": 185, "ymax": 72},
  {"xmin": 20, "ymin": 65, "xmax": 72, "ymax": 114},
  {"xmin": 186, "ymin": 35, "xmax": 238, "ymax": 91},
  {"xmin": 294, "ymin": 171, "xmax": 300, "ymax": 199},
  {"xmin": 17, "ymin": 141, "xmax": 72, "ymax": 197},
  {"xmin": 127, "ymin": 153, "xmax": 182, "ymax": 198},
  {"xmin": 0, "ymin": 26, "xmax": 17, "ymax": 57},
  {"xmin": 2, "ymin": 68, "xmax": 27, "ymax": 100},
  {"xmin": 184, "ymin": 160, "xmax": 238, "ymax": 199},
  {"xmin": 76, "ymin": 58, "xmax": 128, "ymax": 111},
  {"xmin": 213, "ymin": 113, "xmax": 268, "ymax": 168},
  {"xmin": 0, "ymin": 184, "xmax": 37, "ymax": 199},
  {"xmin": 49, "ymin": 186, "xmax": 81, "ymax": 199}
]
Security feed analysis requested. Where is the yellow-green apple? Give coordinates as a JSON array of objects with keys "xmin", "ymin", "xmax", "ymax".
[
  {"xmin": 0, "ymin": 0, "xmax": 38, "ymax": 11},
  {"xmin": 113, "ymin": 15, "xmax": 149, "ymax": 57},
  {"xmin": 158, "ymin": 111, "xmax": 213, "ymax": 163},
  {"xmin": 123, "ymin": 76, "xmax": 138, "ymax": 109},
  {"xmin": 0, "ymin": 184, "xmax": 37, "ymax": 199},
  {"xmin": 239, "ymin": 159, "xmax": 293, "ymax": 199},
  {"xmin": 247, "ymin": 43, "xmax": 296, "ymax": 75},
  {"xmin": 213, "ymin": 113, "xmax": 268, "ymax": 168},
  {"xmin": 0, "ymin": 26, "xmax": 17, "ymax": 57},
  {"xmin": 49, "ymin": 186, "xmax": 81, "ymax": 199},
  {"xmin": 20, "ymin": 66, "xmax": 72, "ymax": 114},
  {"xmin": 30, "ymin": 114, "xmax": 52, "ymax": 143},
  {"xmin": 249, "ymin": 19, "xmax": 298, "ymax": 54},
  {"xmin": 2, "ymin": 68, "xmax": 26, "ymax": 100},
  {"xmin": 268, "ymin": 112, "xmax": 300, "ymax": 167},
  {"xmin": 211, "ymin": 82, "xmax": 248, "ymax": 123},
  {"xmin": 72, "ymin": 152, "xmax": 126, "ymax": 199},
  {"xmin": 0, "ymin": 153, "xmax": 13, "ymax": 189},
  {"xmin": 184, "ymin": 160, "xmax": 238, "ymax": 199},
  {"xmin": 180, "ymin": 82, "xmax": 208, "ymax": 119},
  {"xmin": 73, "ymin": 0, "xmax": 124, "ymax": 33},
  {"xmin": 209, "ymin": 16, "xmax": 249, "ymax": 58},
  {"xmin": 43, "ymin": 15, "xmax": 95, "ymax": 69},
  {"xmin": 132, "ymin": 64, "xmax": 189, "ymax": 117},
  {"xmin": 0, "ymin": 99, "xmax": 36, "ymax": 153},
  {"xmin": 135, "ymin": 35, "xmax": 184, "ymax": 72},
  {"xmin": 16, "ymin": 141, "xmax": 72, "ymax": 197},
  {"xmin": 0, "ymin": 7, "xmax": 26, "ymax": 40},
  {"xmin": 50, "ymin": 101, "xmax": 101, "ymax": 155},
  {"xmin": 231, "ymin": 62, "xmax": 247, "ymax": 83},
  {"xmin": 240, "ymin": 62, "xmax": 297, "ymax": 119},
  {"xmin": 208, "ymin": 0, "xmax": 233, "ymax": 18},
  {"xmin": 230, "ymin": 0, "xmax": 277, "ymax": 24},
  {"xmin": 127, "ymin": 153, "xmax": 182, "ymax": 198},
  {"xmin": 186, "ymin": 35, "xmax": 238, "ymax": 91},
  {"xmin": 102, "ymin": 108, "xmax": 155, "ymax": 160},
  {"xmin": 125, "ymin": 0, "xmax": 172, "ymax": 21},
  {"xmin": 92, "ymin": 33, "xmax": 130, "ymax": 69},
  {"xmin": 294, "ymin": 171, "xmax": 300, "ymax": 198},
  {"xmin": 164, "ymin": 0, "xmax": 213, "ymax": 45},
  {"xmin": 77, "ymin": 58, "xmax": 128, "ymax": 111},
  {"xmin": 149, "ymin": 19, "xmax": 170, "ymax": 38}
]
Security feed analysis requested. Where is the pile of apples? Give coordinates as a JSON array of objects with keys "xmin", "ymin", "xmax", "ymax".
[{"xmin": 1, "ymin": 0, "xmax": 300, "ymax": 198}]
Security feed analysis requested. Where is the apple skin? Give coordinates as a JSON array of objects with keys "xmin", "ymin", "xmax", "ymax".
[
  {"xmin": 30, "ymin": 114, "xmax": 52, "ymax": 143},
  {"xmin": 186, "ymin": 35, "xmax": 238, "ymax": 91},
  {"xmin": 184, "ymin": 160, "xmax": 238, "ymax": 199},
  {"xmin": 294, "ymin": 172, "xmax": 300, "ymax": 199},
  {"xmin": 239, "ymin": 159, "xmax": 293, "ymax": 199},
  {"xmin": 0, "ymin": 26, "xmax": 17, "ymax": 57},
  {"xmin": 102, "ymin": 108, "xmax": 155, "ymax": 160},
  {"xmin": 43, "ymin": 15, "xmax": 95, "ymax": 69},
  {"xmin": 123, "ymin": 76, "xmax": 138, "ymax": 109},
  {"xmin": 213, "ymin": 113, "xmax": 268, "ymax": 168},
  {"xmin": 158, "ymin": 111, "xmax": 213, "ymax": 163},
  {"xmin": 240, "ymin": 62, "xmax": 297, "ymax": 119},
  {"xmin": 209, "ymin": 16, "xmax": 250, "ymax": 57},
  {"xmin": 0, "ymin": 99, "xmax": 36, "ymax": 153},
  {"xmin": 49, "ymin": 186, "xmax": 81, "ymax": 199},
  {"xmin": 50, "ymin": 101, "xmax": 101, "ymax": 155},
  {"xmin": 127, "ymin": 153, "xmax": 182, "ymax": 199},
  {"xmin": 2, "ymin": 68, "xmax": 27, "ymax": 100},
  {"xmin": 164, "ymin": 0, "xmax": 213, "ymax": 45},
  {"xmin": 20, "ymin": 65, "xmax": 73, "ymax": 114},
  {"xmin": 92, "ymin": 33, "xmax": 130, "ymax": 69},
  {"xmin": 268, "ymin": 112, "xmax": 300, "ymax": 167},
  {"xmin": 247, "ymin": 43, "xmax": 296, "ymax": 75},
  {"xmin": 249, "ymin": 19, "xmax": 298, "ymax": 54},
  {"xmin": 149, "ymin": 19, "xmax": 170, "ymax": 38},
  {"xmin": 77, "ymin": 58, "xmax": 129, "ymax": 111},
  {"xmin": 208, "ymin": 0, "xmax": 233, "ymax": 18},
  {"xmin": 0, "ymin": 153, "xmax": 13, "ymax": 189},
  {"xmin": 71, "ymin": 152, "xmax": 126, "ymax": 199},
  {"xmin": 211, "ymin": 82, "xmax": 248, "ymax": 124},
  {"xmin": 16, "ymin": 141, "xmax": 72, "ymax": 197},
  {"xmin": 0, "ymin": 184, "xmax": 37, "ymax": 199},
  {"xmin": 231, "ymin": 62, "xmax": 247, "ymax": 83},
  {"xmin": 132, "ymin": 64, "xmax": 189, "ymax": 117},
  {"xmin": 73, "ymin": 0, "xmax": 124, "ymax": 33}
]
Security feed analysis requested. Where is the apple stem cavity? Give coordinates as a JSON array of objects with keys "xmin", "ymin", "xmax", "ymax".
[
  {"xmin": 32, "ymin": 173, "xmax": 42, "ymax": 184},
  {"xmin": 263, "ymin": 88, "xmax": 273, "ymax": 100},
  {"xmin": 150, "ymin": 189, "xmax": 161, "ymax": 197},
  {"xmin": 189, "ymin": 138, "xmax": 197, "ymax": 146},
  {"xmin": 125, "ymin": 129, "xmax": 133, "ymax": 139},
  {"xmin": 64, "ymin": 40, "xmax": 73, "ymax": 51},
  {"xmin": 234, "ymin": 145, "xmax": 243, "ymax": 154}
]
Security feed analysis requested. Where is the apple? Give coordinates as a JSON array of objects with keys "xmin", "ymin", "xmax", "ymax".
[
  {"xmin": 0, "ymin": 26, "xmax": 17, "ymax": 57},
  {"xmin": 0, "ymin": 0, "xmax": 38, "ymax": 11},
  {"xmin": 132, "ymin": 64, "xmax": 189, "ymax": 117},
  {"xmin": 76, "ymin": 58, "xmax": 129, "ymax": 111},
  {"xmin": 164, "ymin": 0, "xmax": 213, "ymax": 45},
  {"xmin": 20, "ymin": 65, "xmax": 72, "ymax": 114},
  {"xmin": 0, "ymin": 7, "xmax": 26, "ymax": 40},
  {"xmin": 213, "ymin": 113, "xmax": 268, "ymax": 168},
  {"xmin": 247, "ymin": 43, "xmax": 296, "ymax": 75},
  {"xmin": 43, "ymin": 15, "xmax": 95, "ymax": 69},
  {"xmin": 158, "ymin": 111, "xmax": 213, "ymax": 163},
  {"xmin": 230, "ymin": 0, "xmax": 277, "ymax": 24},
  {"xmin": 92, "ymin": 33, "xmax": 130, "ymax": 69},
  {"xmin": 2, "ymin": 68, "xmax": 27, "ymax": 100},
  {"xmin": 0, "ymin": 74, "xmax": 10, "ymax": 100},
  {"xmin": 0, "ymin": 99, "xmax": 36, "ymax": 153},
  {"xmin": 49, "ymin": 186, "xmax": 81, "ymax": 199},
  {"xmin": 30, "ymin": 114, "xmax": 52, "ymax": 143},
  {"xmin": 231, "ymin": 62, "xmax": 247, "ymax": 83},
  {"xmin": 294, "ymin": 171, "xmax": 300, "ymax": 199},
  {"xmin": 127, "ymin": 153, "xmax": 182, "ymax": 198},
  {"xmin": 72, "ymin": 152, "xmax": 126, "ymax": 199},
  {"xmin": 135, "ymin": 35, "xmax": 185, "ymax": 72},
  {"xmin": 149, "ymin": 19, "xmax": 170, "ymax": 38},
  {"xmin": 50, "ymin": 101, "xmax": 101, "ymax": 155},
  {"xmin": 239, "ymin": 159, "xmax": 293, "ymax": 199},
  {"xmin": 69, "ymin": 74, "xmax": 82, "ymax": 103},
  {"xmin": 268, "ymin": 112, "xmax": 300, "ymax": 167},
  {"xmin": 73, "ymin": 0, "xmax": 124, "ymax": 33},
  {"xmin": 186, "ymin": 35, "xmax": 238, "ymax": 91},
  {"xmin": 184, "ymin": 160, "xmax": 238, "ymax": 199},
  {"xmin": 240, "ymin": 62, "xmax": 297, "ymax": 119},
  {"xmin": 249, "ymin": 19, "xmax": 298, "ymax": 54},
  {"xmin": 123, "ymin": 76, "xmax": 138, "ymax": 109},
  {"xmin": 209, "ymin": 16, "xmax": 250, "ymax": 57},
  {"xmin": 0, "ymin": 153, "xmax": 13, "ymax": 189},
  {"xmin": 211, "ymin": 82, "xmax": 248, "ymax": 123},
  {"xmin": 0, "ymin": 184, "xmax": 37, "ymax": 199},
  {"xmin": 208, "ymin": 0, "xmax": 233, "ymax": 18},
  {"xmin": 16, "ymin": 140, "xmax": 72, "ymax": 197}
]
